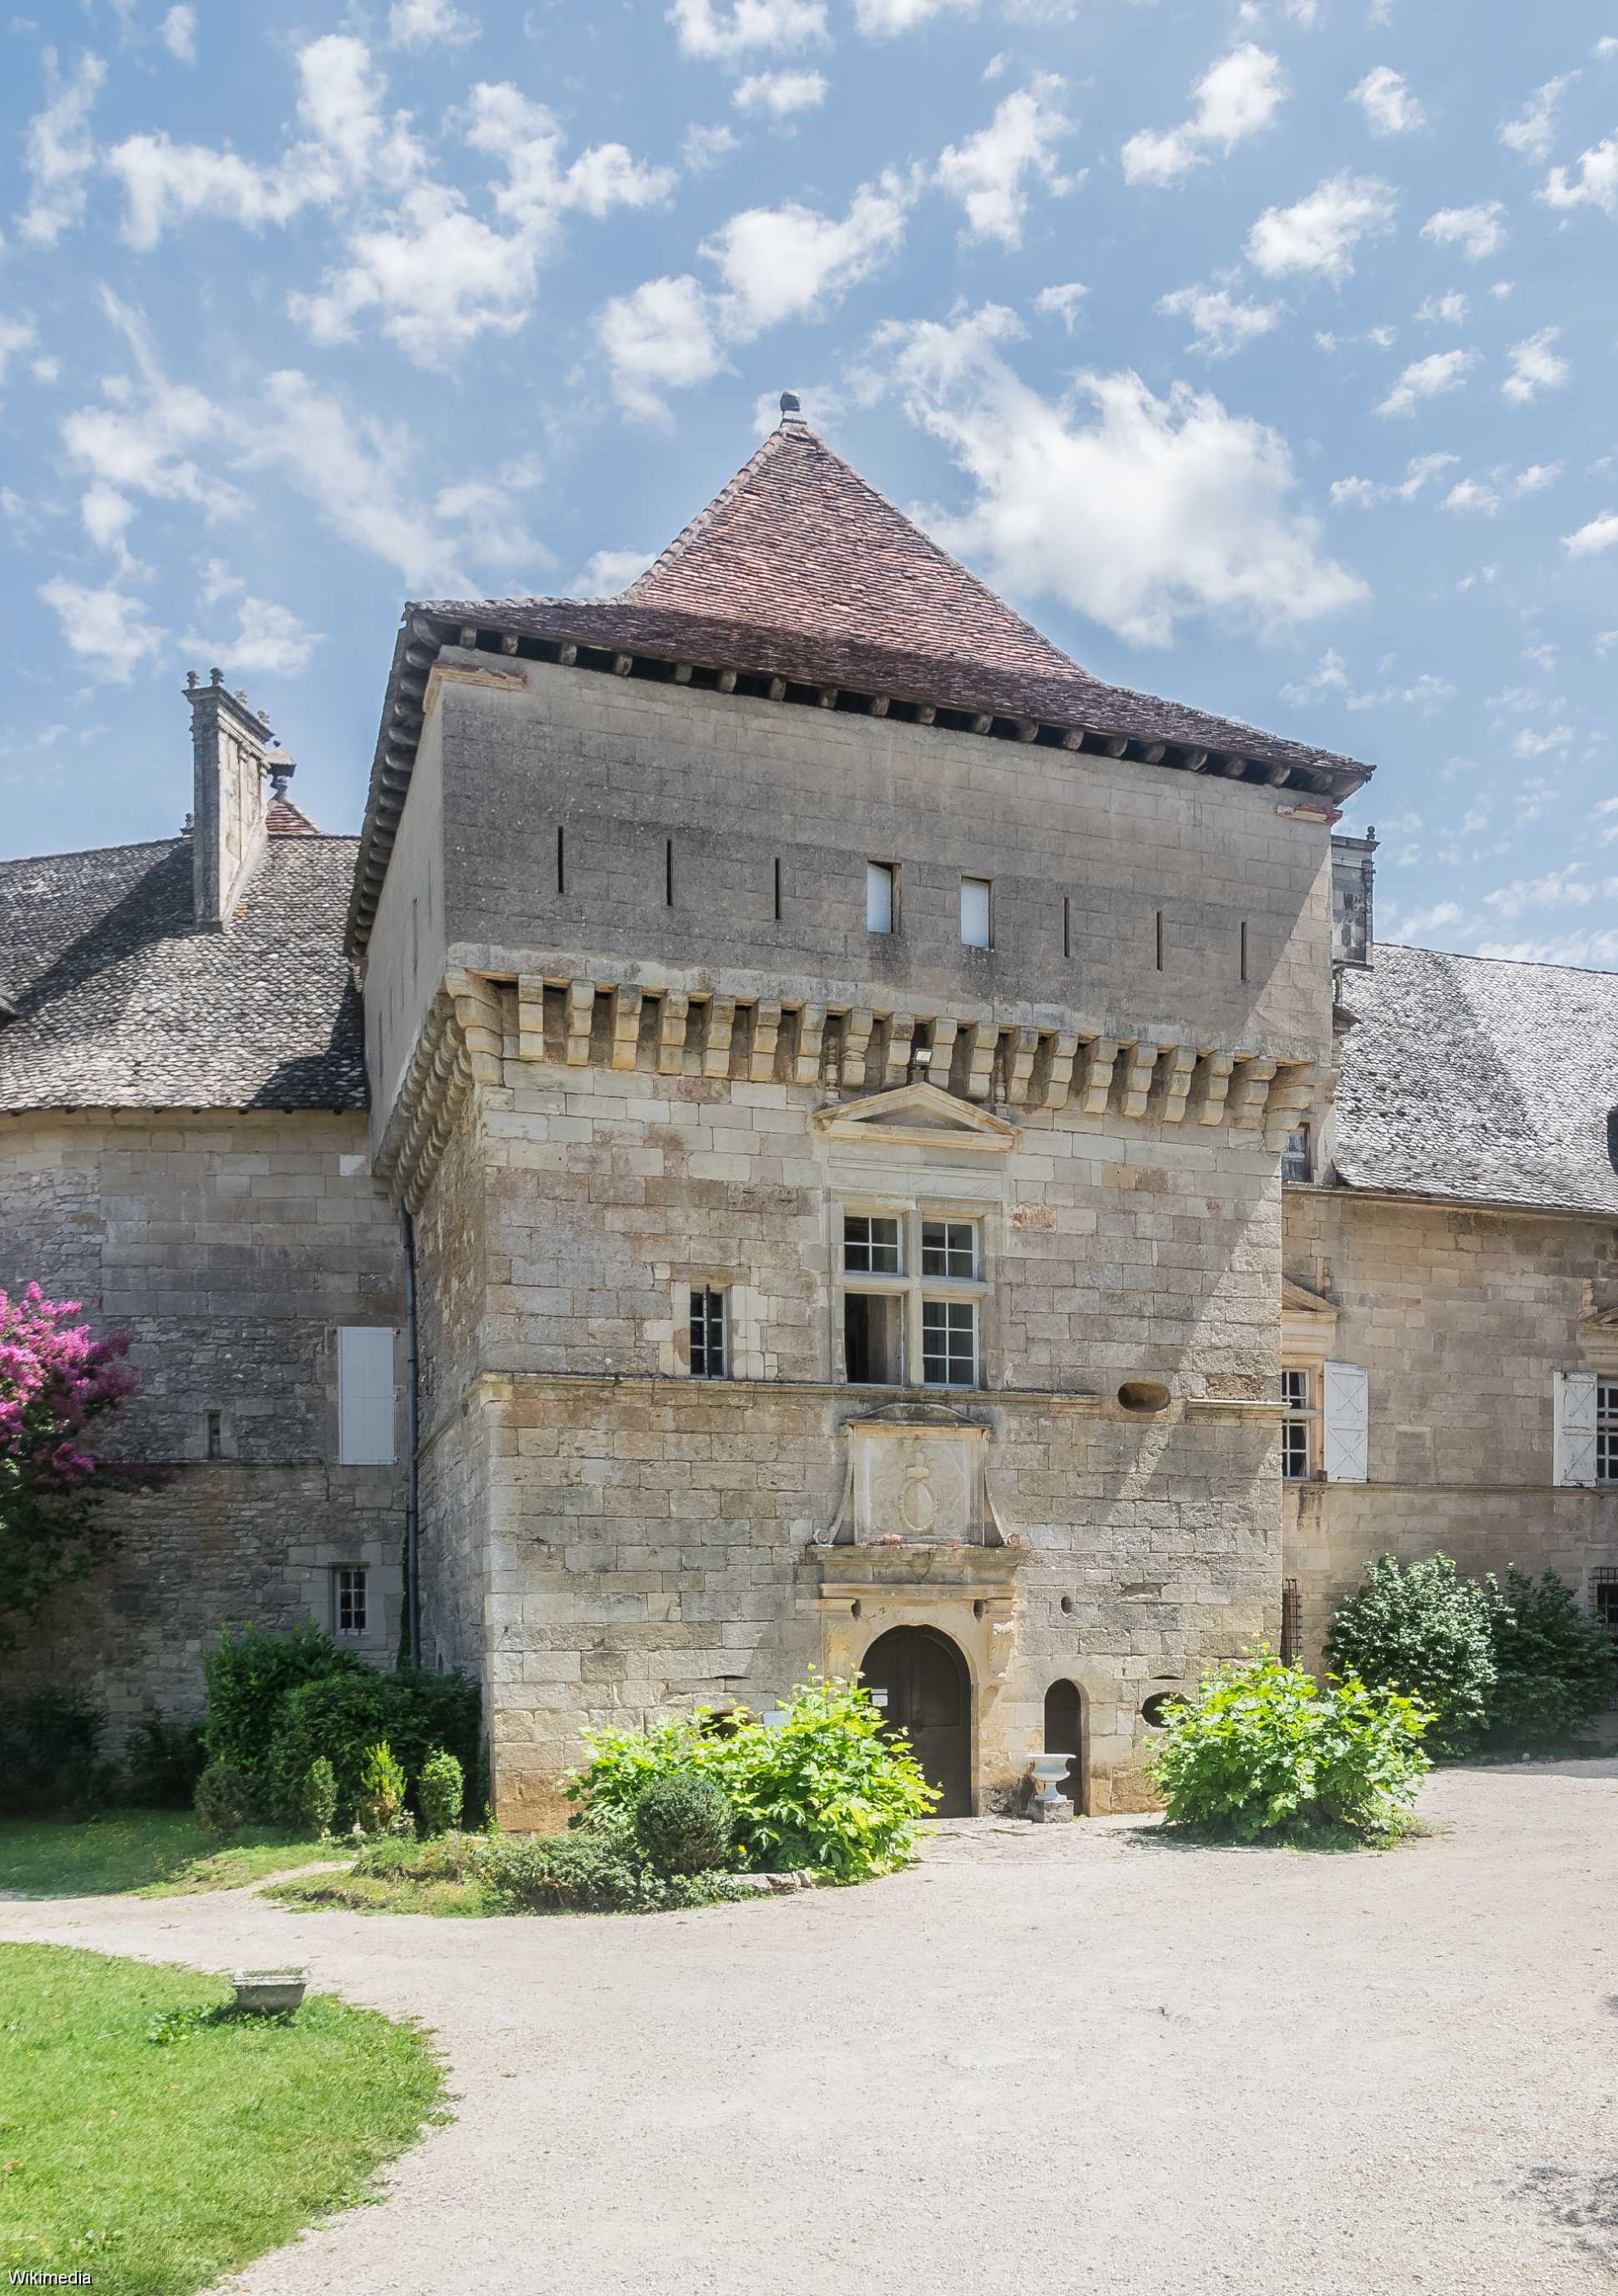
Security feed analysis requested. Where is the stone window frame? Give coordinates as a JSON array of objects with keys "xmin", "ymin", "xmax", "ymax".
[
  {"xmin": 1599, "ymin": 1380, "xmax": 1618, "ymax": 1484},
  {"xmin": 669, "ymin": 1277, "xmax": 761, "ymax": 1381},
  {"xmin": 1281, "ymin": 1365, "xmax": 1318, "ymax": 1479},
  {"xmin": 332, "ymin": 1565, "xmax": 369, "ymax": 1638},
  {"xmin": 689, "ymin": 1285, "xmax": 729, "ymax": 1379},
  {"xmin": 836, "ymin": 1194, "xmax": 995, "ymax": 1392}
]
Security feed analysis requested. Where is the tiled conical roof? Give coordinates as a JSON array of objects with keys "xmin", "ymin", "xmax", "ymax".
[{"xmin": 621, "ymin": 415, "xmax": 1085, "ymax": 682}]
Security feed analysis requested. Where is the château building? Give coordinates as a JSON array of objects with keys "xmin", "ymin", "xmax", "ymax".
[{"xmin": 4, "ymin": 405, "xmax": 1615, "ymax": 1822}]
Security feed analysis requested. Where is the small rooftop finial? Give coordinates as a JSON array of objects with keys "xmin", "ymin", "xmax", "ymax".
[{"xmin": 779, "ymin": 389, "xmax": 803, "ymax": 422}]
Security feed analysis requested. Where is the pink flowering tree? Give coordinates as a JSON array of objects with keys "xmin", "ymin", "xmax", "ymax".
[{"xmin": 0, "ymin": 1284, "xmax": 167, "ymax": 1646}]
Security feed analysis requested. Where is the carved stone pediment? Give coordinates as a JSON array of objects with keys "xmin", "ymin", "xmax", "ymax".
[
  {"xmin": 818, "ymin": 1401, "xmax": 1011, "ymax": 1546},
  {"xmin": 812, "ymin": 1080, "xmax": 1019, "ymax": 1155}
]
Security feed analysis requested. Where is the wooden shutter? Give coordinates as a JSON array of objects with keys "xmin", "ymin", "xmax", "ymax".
[
  {"xmin": 337, "ymin": 1327, "xmax": 397, "ymax": 1466},
  {"xmin": 1322, "ymin": 1361, "xmax": 1368, "ymax": 1484},
  {"xmin": 1555, "ymin": 1371, "xmax": 1598, "ymax": 1487}
]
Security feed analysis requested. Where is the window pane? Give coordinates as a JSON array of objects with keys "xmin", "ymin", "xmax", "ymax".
[
  {"xmin": 1281, "ymin": 1126, "xmax": 1312, "ymax": 1183},
  {"xmin": 1600, "ymin": 1386, "xmax": 1618, "ymax": 1480},
  {"xmin": 1282, "ymin": 1369, "xmax": 1308, "ymax": 1409},
  {"xmin": 866, "ymin": 862, "xmax": 894, "ymax": 934},
  {"xmin": 922, "ymin": 1297, "xmax": 977, "ymax": 1387},
  {"xmin": 961, "ymin": 877, "xmax": 991, "ymax": 949},
  {"xmin": 843, "ymin": 1215, "xmax": 901, "ymax": 1273},
  {"xmin": 336, "ymin": 1567, "xmax": 367, "ymax": 1636},
  {"xmin": 846, "ymin": 1292, "xmax": 903, "ymax": 1383},
  {"xmin": 1281, "ymin": 1422, "xmax": 1310, "ymax": 1480},
  {"xmin": 921, "ymin": 1220, "xmax": 977, "ymax": 1278},
  {"xmin": 690, "ymin": 1288, "xmax": 727, "ymax": 1378}
]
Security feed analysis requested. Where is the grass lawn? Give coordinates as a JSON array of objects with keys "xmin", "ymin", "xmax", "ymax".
[
  {"xmin": 0, "ymin": 1943, "xmax": 444, "ymax": 2296},
  {"xmin": 0, "ymin": 1813, "xmax": 341, "ymax": 1900},
  {"xmin": 269, "ymin": 1867, "xmax": 485, "ymax": 1917}
]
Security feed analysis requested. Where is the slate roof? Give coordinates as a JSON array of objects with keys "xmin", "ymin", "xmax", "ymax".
[
  {"xmin": 0, "ymin": 834, "xmax": 366, "ymax": 1114},
  {"xmin": 1332, "ymin": 942, "xmax": 1618, "ymax": 1216},
  {"xmin": 350, "ymin": 415, "xmax": 1374, "ymax": 956}
]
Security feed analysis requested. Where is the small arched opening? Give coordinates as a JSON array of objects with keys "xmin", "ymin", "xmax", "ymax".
[
  {"xmin": 860, "ymin": 1624, "xmax": 973, "ymax": 1818},
  {"xmin": 1044, "ymin": 1678, "xmax": 1085, "ymax": 1815}
]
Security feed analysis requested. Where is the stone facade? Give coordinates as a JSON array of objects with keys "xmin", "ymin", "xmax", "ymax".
[{"xmin": 1, "ymin": 1109, "xmax": 406, "ymax": 1727}]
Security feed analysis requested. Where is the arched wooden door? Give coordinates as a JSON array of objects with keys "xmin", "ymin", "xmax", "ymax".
[
  {"xmin": 1044, "ymin": 1678, "xmax": 1085, "ymax": 1814},
  {"xmin": 860, "ymin": 1626, "xmax": 972, "ymax": 1818}
]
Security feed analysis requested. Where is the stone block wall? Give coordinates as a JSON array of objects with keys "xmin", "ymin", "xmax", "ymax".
[
  {"xmin": 1, "ymin": 1110, "xmax": 407, "ymax": 1733},
  {"xmin": 1281, "ymin": 1186, "xmax": 1618, "ymax": 1689}
]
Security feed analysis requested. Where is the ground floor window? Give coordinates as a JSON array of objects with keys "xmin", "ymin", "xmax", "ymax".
[
  {"xmin": 1594, "ymin": 1570, "xmax": 1618, "ymax": 1707},
  {"xmin": 333, "ymin": 1566, "xmax": 368, "ymax": 1637},
  {"xmin": 1281, "ymin": 1578, "xmax": 1302, "ymax": 1665},
  {"xmin": 1598, "ymin": 1383, "xmax": 1618, "ymax": 1481}
]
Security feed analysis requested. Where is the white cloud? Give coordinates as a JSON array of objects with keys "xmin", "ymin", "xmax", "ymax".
[
  {"xmin": 183, "ymin": 593, "xmax": 321, "ymax": 676},
  {"xmin": 1374, "ymin": 347, "xmax": 1478, "ymax": 417},
  {"xmin": 1511, "ymin": 725, "xmax": 1575, "ymax": 756},
  {"xmin": 935, "ymin": 76, "xmax": 1078, "ymax": 245},
  {"xmin": 682, "ymin": 122, "xmax": 740, "ymax": 169},
  {"xmin": 468, "ymin": 83, "xmax": 676, "ymax": 225},
  {"xmin": 1155, "ymin": 281, "xmax": 1284, "ymax": 357},
  {"xmin": 702, "ymin": 174, "xmax": 911, "ymax": 331},
  {"xmin": 1350, "ymin": 66, "xmax": 1425, "ymax": 138},
  {"xmin": 867, "ymin": 304, "xmax": 1367, "ymax": 645},
  {"xmin": 733, "ymin": 68, "xmax": 829, "ymax": 114},
  {"xmin": 159, "ymin": 7, "xmax": 196, "ymax": 63},
  {"xmin": 1489, "ymin": 280, "xmax": 1516, "ymax": 297},
  {"xmin": 1514, "ymin": 463, "xmax": 1563, "ymax": 493},
  {"xmin": 388, "ymin": 0, "xmax": 479, "ymax": 47},
  {"xmin": 1541, "ymin": 133, "xmax": 1618, "ymax": 215},
  {"xmin": 1499, "ymin": 73, "xmax": 1577, "ymax": 160},
  {"xmin": 1246, "ymin": 171, "xmax": 1398, "ymax": 280},
  {"xmin": 853, "ymin": 0, "xmax": 975, "ymax": 30},
  {"xmin": 1481, "ymin": 866, "xmax": 1590, "ymax": 918},
  {"xmin": 38, "ymin": 577, "xmax": 164, "ymax": 682},
  {"xmin": 1420, "ymin": 201, "xmax": 1508, "ymax": 260},
  {"xmin": 61, "ymin": 292, "xmax": 239, "ymax": 515},
  {"xmin": 1564, "ymin": 511, "xmax": 1618, "ymax": 559},
  {"xmin": 1122, "ymin": 44, "xmax": 1287, "ymax": 187},
  {"xmin": 667, "ymin": 0, "xmax": 828, "ymax": 60},
  {"xmin": 1502, "ymin": 326, "xmax": 1570, "ymax": 404},
  {"xmin": 1598, "ymin": 630, "xmax": 1618, "ymax": 655},
  {"xmin": 1475, "ymin": 930, "xmax": 1618, "ymax": 966},
  {"xmin": 1597, "ymin": 36, "xmax": 1618, "ymax": 57},
  {"xmin": 1328, "ymin": 451, "xmax": 1458, "ymax": 508},
  {"xmin": 595, "ymin": 275, "xmax": 729, "ymax": 422},
  {"xmin": 571, "ymin": 547, "xmax": 655, "ymax": 594},
  {"xmin": 0, "ymin": 315, "xmax": 40, "ymax": 387},
  {"xmin": 1441, "ymin": 478, "xmax": 1499, "ymax": 513},
  {"xmin": 1032, "ymin": 281, "xmax": 1088, "ymax": 332},
  {"xmin": 17, "ymin": 48, "xmax": 105, "ymax": 246},
  {"xmin": 1279, "ymin": 646, "xmax": 1349, "ymax": 704},
  {"xmin": 1414, "ymin": 290, "xmax": 1468, "ymax": 322},
  {"xmin": 288, "ymin": 186, "xmax": 543, "ymax": 367},
  {"xmin": 1366, "ymin": 323, "xmax": 1397, "ymax": 348}
]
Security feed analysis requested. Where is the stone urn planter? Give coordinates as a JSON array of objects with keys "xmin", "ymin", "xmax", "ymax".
[
  {"xmin": 230, "ymin": 1967, "xmax": 308, "ymax": 2015},
  {"xmin": 1027, "ymin": 1753, "xmax": 1075, "ymax": 1823}
]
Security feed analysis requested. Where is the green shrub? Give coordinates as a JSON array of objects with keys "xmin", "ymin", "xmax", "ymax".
[
  {"xmin": 203, "ymin": 1622, "xmax": 367, "ymax": 1781},
  {"xmin": 299, "ymin": 1757, "xmax": 339, "ymax": 1838},
  {"xmin": 1482, "ymin": 1568, "xmax": 1618, "ymax": 1752},
  {"xmin": 194, "ymin": 1762, "xmax": 250, "ymax": 1840},
  {"xmin": 417, "ymin": 1749, "xmax": 464, "ymax": 1838},
  {"xmin": 0, "ymin": 1691, "xmax": 109, "ymax": 1814},
  {"xmin": 634, "ymin": 1771, "xmax": 733, "ymax": 1874},
  {"xmin": 1147, "ymin": 1651, "xmax": 1430, "ymax": 1841},
  {"xmin": 353, "ymin": 1830, "xmax": 487, "ymax": 1884},
  {"xmin": 567, "ymin": 1677, "xmax": 938, "ymax": 1882},
  {"xmin": 473, "ymin": 1825, "xmax": 739, "ymax": 1914},
  {"xmin": 1326, "ymin": 1554, "xmax": 1497, "ymax": 1756},
  {"xmin": 355, "ymin": 1741, "xmax": 408, "ymax": 1835},
  {"xmin": 124, "ymin": 1713, "xmax": 207, "ymax": 1809},
  {"xmin": 261, "ymin": 1663, "xmax": 480, "ymax": 1829}
]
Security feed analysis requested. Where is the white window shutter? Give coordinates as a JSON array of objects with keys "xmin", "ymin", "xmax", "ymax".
[
  {"xmin": 337, "ymin": 1327, "xmax": 397, "ymax": 1466},
  {"xmin": 1555, "ymin": 1370, "xmax": 1598, "ymax": 1487},
  {"xmin": 1322, "ymin": 1361, "xmax": 1369, "ymax": 1484}
]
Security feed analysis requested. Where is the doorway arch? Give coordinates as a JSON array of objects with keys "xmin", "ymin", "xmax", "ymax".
[
  {"xmin": 860, "ymin": 1625, "xmax": 973, "ymax": 1817},
  {"xmin": 1044, "ymin": 1678, "xmax": 1085, "ymax": 1814}
]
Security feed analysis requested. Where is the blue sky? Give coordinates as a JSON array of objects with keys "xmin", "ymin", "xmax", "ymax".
[{"xmin": 3, "ymin": 0, "xmax": 1616, "ymax": 963}]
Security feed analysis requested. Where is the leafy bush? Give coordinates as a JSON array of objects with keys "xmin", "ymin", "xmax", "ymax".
[
  {"xmin": 1483, "ymin": 1568, "xmax": 1618, "ymax": 1752},
  {"xmin": 124, "ymin": 1713, "xmax": 207, "ymax": 1809},
  {"xmin": 0, "ymin": 1691, "xmax": 109, "ymax": 1814},
  {"xmin": 1327, "ymin": 1554, "xmax": 1497, "ymax": 1756},
  {"xmin": 634, "ymin": 1772, "xmax": 733, "ymax": 1874},
  {"xmin": 417, "ymin": 1750, "xmax": 464, "ymax": 1838},
  {"xmin": 473, "ymin": 1824, "xmax": 740, "ymax": 1914},
  {"xmin": 568, "ymin": 1677, "xmax": 938, "ymax": 1883},
  {"xmin": 1147, "ymin": 1651, "xmax": 1430, "ymax": 1841},
  {"xmin": 299, "ymin": 1757, "xmax": 339, "ymax": 1838},
  {"xmin": 355, "ymin": 1741, "xmax": 408, "ymax": 1836},
  {"xmin": 202, "ymin": 1622, "xmax": 367, "ymax": 1782},
  {"xmin": 352, "ymin": 1831, "xmax": 487, "ymax": 1885},
  {"xmin": 258, "ymin": 1659, "xmax": 480, "ymax": 1830},
  {"xmin": 194, "ymin": 1762, "xmax": 250, "ymax": 1840}
]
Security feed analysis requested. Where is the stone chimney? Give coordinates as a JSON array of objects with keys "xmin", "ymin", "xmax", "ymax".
[{"xmin": 185, "ymin": 669, "xmax": 285, "ymax": 928}]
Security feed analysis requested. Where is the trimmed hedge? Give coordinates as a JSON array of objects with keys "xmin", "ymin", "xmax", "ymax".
[{"xmin": 263, "ymin": 1664, "xmax": 481, "ymax": 1829}]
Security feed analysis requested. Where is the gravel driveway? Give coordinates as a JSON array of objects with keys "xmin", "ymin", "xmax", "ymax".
[{"xmin": 4, "ymin": 1761, "xmax": 1616, "ymax": 2296}]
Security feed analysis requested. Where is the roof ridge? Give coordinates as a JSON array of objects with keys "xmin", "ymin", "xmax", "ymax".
[
  {"xmin": 0, "ymin": 836, "xmax": 184, "ymax": 871},
  {"xmin": 620, "ymin": 424, "xmax": 794, "ymax": 600},
  {"xmin": 1378, "ymin": 940, "xmax": 1618, "ymax": 982}
]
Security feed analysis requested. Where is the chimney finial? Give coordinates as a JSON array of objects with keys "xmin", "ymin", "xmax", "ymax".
[{"xmin": 779, "ymin": 389, "xmax": 802, "ymax": 422}]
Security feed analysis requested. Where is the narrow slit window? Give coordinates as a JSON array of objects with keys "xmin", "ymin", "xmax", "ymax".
[
  {"xmin": 665, "ymin": 838, "xmax": 674, "ymax": 907},
  {"xmin": 557, "ymin": 824, "xmax": 566, "ymax": 895},
  {"xmin": 690, "ymin": 1288, "xmax": 728, "ymax": 1378},
  {"xmin": 961, "ymin": 877, "xmax": 991, "ymax": 949},
  {"xmin": 1282, "ymin": 1368, "xmax": 1314, "ymax": 1480},
  {"xmin": 1280, "ymin": 1578, "xmax": 1302, "ymax": 1665},
  {"xmin": 773, "ymin": 857, "xmax": 781, "ymax": 922},
  {"xmin": 334, "ymin": 1566, "xmax": 368, "ymax": 1637},
  {"xmin": 1063, "ymin": 895, "xmax": 1070, "ymax": 959},
  {"xmin": 1282, "ymin": 1125, "xmax": 1312, "ymax": 1184},
  {"xmin": 867, "ymin": 862, "xmax": 895, "ymax": 934},
  {"xmin": 1240, "ymin": 921, "xmax": 1249, "ymax": 982},
  {"xmin": 1155, "ymin": 910, "xmax": 1164, "ymax": 972},
  {"xmin": 205, "ymin": 1409, "xmax": 223, "ymax": 1461}
]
